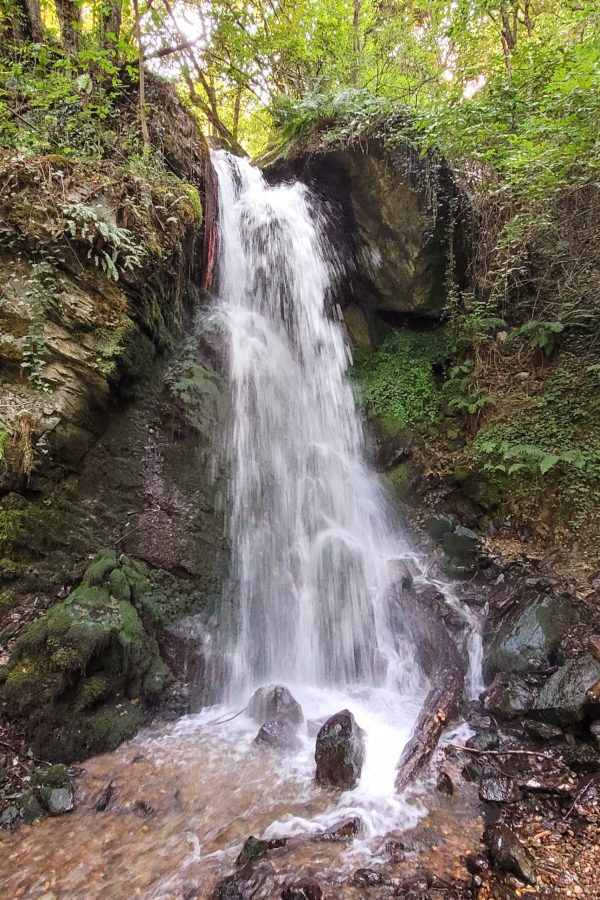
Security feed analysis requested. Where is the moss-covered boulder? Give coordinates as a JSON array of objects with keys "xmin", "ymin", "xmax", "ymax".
[{"xmin": 1, "ymin": 550, "xmax": 172, "ymax": 761}]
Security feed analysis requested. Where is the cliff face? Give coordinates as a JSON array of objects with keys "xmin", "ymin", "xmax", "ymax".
[{"xmin": 0, "ymin": 79, "xmax": 229, "ymax": 760}]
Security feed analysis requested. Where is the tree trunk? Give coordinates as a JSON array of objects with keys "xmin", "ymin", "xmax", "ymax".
[
  {"xmin": 392, "ymin": 579, "xmax": 466, "ymax": 792},
  {"xmin": 131, "ymin": 0, "xmax": 150, "ymax": 155},
  {"xmin": 350, "ymin": 0, "xmax": 361, "ymax": 85},
  {"xmin": 99, "ymin": 0, "xmax": 121, "ymax": 46},
  {"xmin": 5, "ymin": 0, "xmax": 43, "ymax": 41},
  {"xmin": 55, "ymin": 0, "xmax": 80, "ymax": 51}
]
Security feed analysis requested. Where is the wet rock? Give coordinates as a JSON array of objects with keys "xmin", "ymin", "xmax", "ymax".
[
  {"xmin": 212, "ymin": 863, "xmax": 274, "ymax": 900},
  {"xmin": 45, "ymin": 787, "xmax": 74, "ymax": 816},
  {"xmin": 350, "ymin": 868, "xmax": 388, "ymax": 886},
  {"xmin": 560, "ymin": 742, "xmax": 600, "ymax": 773},
  {"xmin": 484, "ymin": 592, "xmax": 575, "ymax": 680},
  {"xmin": 523, "ymin": 719, "xmax": 564, "ymax": 742},
  {"xmin": 281, "ymin": 879, "xmax": 322, "ymax": 900},
  {"xmin": 317, "ymin": 816, "xmax": 362, "ymax": 840},
  {"xmin": 484, "ymin": 673, "xmax": 537, "ymax": 719},
  {"xmin": 535, "ymin": 654, "xmax": 600, "ymax": 725},
  {"xmin": 248, "ymin": 685, "xmax": 303, "ymax": 727},
  {"xmin": 254, "ymin": 720, "xmax": 302, "ymax": 752},
  {"xmin": 464, "ymin": 854, "xmax": 490, "ymax": 875},
  {"xmin": 0, "ymin": 805, "xmax": 20, "ymax": 830},
  {"xmin": 92, "ymin": 780, "xmax": 117, "ymax": 812},
  {"xmin": 315, "ymin": 710, "xmax": 365, "ymax": 789},
  {"xmin": 466, "ymin": 730, "xmax": 500, "ymax": 752},
  {"xmin": 485, "ymin": 824, "xmax": 537, "ymax": 885},
  {"xmin": 18, "ymin": 792, "xmax": 43, "ymax": 824},
  {"xmin": 235, "ymin": 836, "xmax": 286, "ymax": 869},
  {"xmin": 436, "ymin": 771, "xmax": 454, "ymax": 796},
  {"xmin": 479, "ymin": 773, "xmax": 521, "ymax": 804},
  {"xmin": 442, "ymin": 525, "xmax": 480, "ymax": 560},
  {"xmin": 426, "ymin": 514, "xmax": 458, "ymax": 540}
]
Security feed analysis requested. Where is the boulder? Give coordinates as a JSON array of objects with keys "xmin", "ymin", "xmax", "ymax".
[
  {"xmin": 46, "ymin": 787, "xmax": 75, "ymax": 816},
  {"xmin": 483, "ymin": 673, "xmax": 537, "ymax": 719},
  {"xmin": 281, "ymin": 879, "xmax": 322, "ymax": 900},
  {"xmin": 465, "ymin": 730, "xmax": 500, "ymax": 752},
  {"xmin": 248, "ymin": 685, "xmax": 303, "ymax": 727},
  {"xmin": 485, "ymin": 824, "xmax": 537, "ymax": 885},
  {"xmin": 534, "ymin": 654, "xmax": 600, "ymax": 726},
  {"xmin": 315, "ymin": 710, "xmax": 365, "ymax": 790},
  {"xmin": 484, "ymin": 592, "xmax": 575, "ymax": 681},
  {"xmin": 254, "ymin": 720, "xmax": 302, "ymax": 752},
  {"xmin": 442, "ymin": 525, "xmax": 480, "ymax": 560},
  {"xmin": 479, "ymin": 774, "xmax": 520, "ymax": 804},
  {"xmin": 436, "ymin": 772, "xmax": 454, "ymax": 796}
]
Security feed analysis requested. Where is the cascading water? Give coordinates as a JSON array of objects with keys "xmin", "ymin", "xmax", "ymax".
[
  {"xmin": 0, "ymin": 152, "xmax": 486, "ymax": 900},
  {"xmin": 211, "ymin": 149, "xmax": 421, "ymax": 698}
]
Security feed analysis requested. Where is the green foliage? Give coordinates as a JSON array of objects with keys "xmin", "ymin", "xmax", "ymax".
[
  {"xmin": 62, "ymin": 203, "xmax": 146, "ymax": 281},
  {"xmin": 506, "ymin": 321, "xmax": 565, "ymax": 356},
  {"xmin": 353, "ymin": 328, "xmax": 451, "ymax": 431}
]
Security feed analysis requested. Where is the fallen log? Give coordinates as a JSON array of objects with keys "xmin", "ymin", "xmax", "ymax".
[{"xmin": 393, "ymin": 579, "xmax": 467, "ymax": 792}]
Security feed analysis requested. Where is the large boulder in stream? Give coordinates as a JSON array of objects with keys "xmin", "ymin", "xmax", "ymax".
[
  {"xmin": 534, "ymin": 653, "xmax": 600, "ymax": 725},
  {"xmin": 248, "ymin": 685, "xmax": 304, "ymax": 726},
  {"xmin": 254, "ymin": 720, "xmax": 302, "ymax": 752},
  {"xmin": 315, "ymin": 709, "xmax": 365, "ymax": 789}
]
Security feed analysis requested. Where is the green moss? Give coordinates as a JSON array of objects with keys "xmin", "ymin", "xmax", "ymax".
[
  {"xmin": 385, "ymin": 461, "xmax": 414, "ymax": 503},
  {"xmin": 352, "ymin": 327, "xmax": 451, "ymax": 432},
  {"xmin": 179, "ymin": 183, "xmax": 203, "ymax": 223},
  {"xmin": 1, "ymin": 550, "xmax": 172, "ymax": 760}
]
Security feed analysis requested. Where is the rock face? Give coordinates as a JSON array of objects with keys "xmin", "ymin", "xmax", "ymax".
[
  {"xmin": 270, "ymin": 141, "xmax": 462, "ymax": 321},
  {"xmin": 534, "ymin": 653, "xmax": 600, "ymax": 725},
  {"xmin": 315, "ymin": 710, "xmax": 365, "ymax": 789},
  {"xmin": 248, "ymin": 685, "xmax": 304, "ymax": 726},
  {"xmin": 484, "ymin": 591, "xmax": 575, "ymax": 681}
]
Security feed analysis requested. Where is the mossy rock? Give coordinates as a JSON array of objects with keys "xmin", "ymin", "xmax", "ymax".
[{"xmin": 1, "ymin": 551, "xmax": 173, "ymax": 761}]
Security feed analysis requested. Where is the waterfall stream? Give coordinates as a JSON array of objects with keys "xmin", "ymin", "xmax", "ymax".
[{"xmin": 211, "ymin": 149, "xmax": 415, "ymax": 696}]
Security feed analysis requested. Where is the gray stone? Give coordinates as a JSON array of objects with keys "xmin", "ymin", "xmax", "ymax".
[
  {"xmin": 425, "ymin": 514, "xmax": 457, "ymax": 540},
  {"xmin": 484, "ymin": 673, "xmax": 537, "ymax": 719},
  {"xmin": 46, "ymin": 787, "xmax": 74, "ymax": 816},
  {"xmin": 248, "ymin": 685, "xmax": 303, "ymax": 727},
  {"xmin": 0, "ymin": 805, "xmax": 20, "ymax": 830},
  {"xmin": 535, "ymin": 654, "xmax": 600, "ymax": 726},
  {"xmin": 315, "ymin": 710, "xmax": 365, "ymax": 790},
  {"xmin": 254, "ymin": 720, "xmax": 302, "ymax": 752},
  {"xmin": 485, "ymin": 824, "xmax": 536, "ymax": 885},
  {"xmin": 466, "ymin": 730, "xmax": 500, "ymax": 752},
  {"xmin": 442, "ymin": 525, "xmax": 479, "ymax": 559},
  {"xmin": 484, "ymin": 592, "xmax": 575, "ymax": 680},
  {"xmin": 590, "ymin": 719, "xmax": 600, "ymax": 750},
  {"xmin": 523, "ymin": 719, "xmax": 564, "ymax": 742},
  {"xmin": 479, "ymin": 774, "xmax": 520, "ymax": 804}
]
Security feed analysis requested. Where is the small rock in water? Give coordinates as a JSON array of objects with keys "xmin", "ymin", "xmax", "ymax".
[
  {"xmin": 464, "ymin": 854, "xmax": 490, "ymax": 876},
  {"xmin": 247, "ymin": 685, "xmax": 303, "ymax": 726},
  {"xmin": 436, "ymin": 771, "xmax": 454, "ymax": 796},
  {"xmin": 0, "ymin": 805, "xmax": 20, "ymax": 830},
  {"xmin": 92, "ymin": 780, "xmax": 117, "ymax": 812},
  {"xmin": 485, "ymin": 824, "xmax": 537, "ymax": 885},
  {"xmin": 317, "ymin": 816, "xmax": 362, "ymax": 841},
  {"xmin": 235, "ymin": 835, "xmax": 286, "ymax": 869},
  {"xmin": 281, "ymin": 878, "xmax": 322, "ymax": 900},
  {"xmin": 479, "ymin": 773, "xmax": 521, "ymax": 804},
  {"xmin": 45, "ymin": 787, "xmax": 74, "ymax": 816},
  {"xmin": 254, "ymin": 720, "xmax": 302, "ymax": 752},
  {"xmin": 315, "ymin": 709, "xmax": 365, "ymax": 789},
  {"xmin": 350, "ymin": 868, "xmax": 388, "ymax": 887}
]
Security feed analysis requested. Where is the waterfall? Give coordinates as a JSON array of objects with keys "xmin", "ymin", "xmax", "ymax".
[{"xmin": 210, "ymin": 149, "xmax": 480, "ymax": 702}]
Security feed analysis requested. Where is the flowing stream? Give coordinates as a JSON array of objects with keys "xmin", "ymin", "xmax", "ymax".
[{"xmin": 0, "ymin": 153, "xmax": 484, "ymax": 899}]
